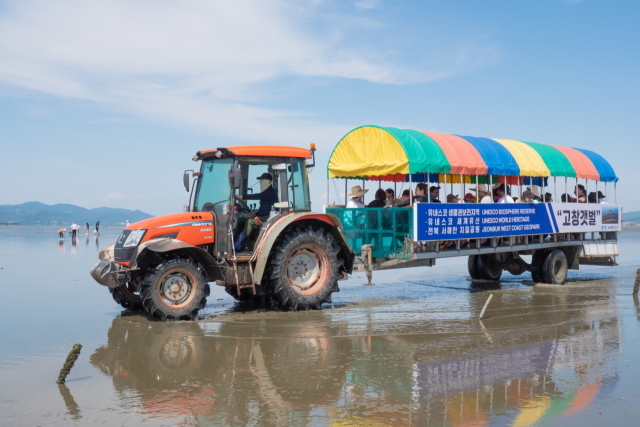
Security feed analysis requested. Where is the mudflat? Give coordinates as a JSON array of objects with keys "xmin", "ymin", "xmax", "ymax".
[{"xmin": 1, "ymin": 226, "xmax": 639, "ymax": 426}]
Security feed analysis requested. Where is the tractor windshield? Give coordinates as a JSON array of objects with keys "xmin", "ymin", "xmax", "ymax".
[{"xmin": 193, "ymin": 158, "xmax": 234, "ymax": 212}]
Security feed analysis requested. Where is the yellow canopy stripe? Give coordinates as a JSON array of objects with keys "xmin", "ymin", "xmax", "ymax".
[{"xmin": 492, "ymin": 139, "xmax": 550, "ymax": 177}]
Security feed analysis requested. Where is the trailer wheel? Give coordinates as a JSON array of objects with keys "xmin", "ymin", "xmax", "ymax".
[
  {"xmin": 541, "ymin": 250, "xmax": 568, "ymax": 284},
  {"xmin": 530, "ymin": 250, "xmax": 547, "ymax": 283},
  {"xmin": 477, "ymin": 255, "xmax": 502, "ymax": 281},
  {"xmin": 267, "ymin": 226, "xmax": 341, "ymax": 311},
  {"xmin": 109, "ymin": 282, "xmax": 143, "ymax": 310},
  {"xmin": 140, "ymin": 258, "xmax": 210, "ymax": 321},
  {"xmin": 467, "ymin": 255, "xmax": 482, "ymax": 280}
]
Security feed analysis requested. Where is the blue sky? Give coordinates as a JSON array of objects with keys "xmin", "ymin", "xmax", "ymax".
[{"xmin": 0, "ymin": 0, "xmax": 638, "ymax": 215}]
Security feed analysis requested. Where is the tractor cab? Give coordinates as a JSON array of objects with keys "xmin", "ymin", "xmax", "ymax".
[{"xmin": 188, "ymin": 146, "xmax": 314, "ymax": 256}]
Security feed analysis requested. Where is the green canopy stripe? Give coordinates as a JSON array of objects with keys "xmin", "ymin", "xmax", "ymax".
[{"xmin": 520, "ymin": 141, "xmax": 576, "ymax": 178}]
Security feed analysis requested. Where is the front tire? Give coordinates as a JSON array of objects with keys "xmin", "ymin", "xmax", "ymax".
[
  {"xmin": 109, "ymin": 282, "xmax": 143, "ymax": 311},
  {"xmin": 140, "ymin": 258, "xmax": 210, "ymax": 321},
  {"xmin": 267, "ymin": 227, "xmax": 341, "ymax": 311}
]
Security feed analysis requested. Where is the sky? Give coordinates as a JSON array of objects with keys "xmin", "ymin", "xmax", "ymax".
[{"xmin": 0, "ymin": 0, "xmax": 638, "ymax": 216}]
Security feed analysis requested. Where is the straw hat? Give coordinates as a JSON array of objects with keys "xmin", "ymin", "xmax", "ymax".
[
  {"xmin": 347, "ymin": 185, "xmax": 369, "ymax": 198},
  {"xmin": 470, "ymin": 184, "xmax": 489, "ymax": 194},
  {"xmin": 527, "ymin": 186, "xmax": 540, "ymax": 197}
]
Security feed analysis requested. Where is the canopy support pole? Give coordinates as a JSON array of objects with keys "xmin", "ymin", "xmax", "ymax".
[
  {"xmin": 595, "ymin": 180, "xmax": 598, "ymax": 203},
  {"xmin": 362, "ymin": 179, "xmax": 365, "ymax": 204},
  {"xmin": 576, "ymin": 178, "xmax": 579, "ymax": 203},
  {"xmin": 444, "ymin": 173, "xmax": 447, "ymax": 202},
  {"xmin": 586, "ymin": 179, "xmax": 589, "ymax": 203},
  {"xmin": 489, "ymin": 175, "xmax": 493, "ymax": 203},
  {"xmin": 615, "ymin": 182, "xmax": 617, "ymax": 204},
  {"xmin": 565, "ymin": 177, "xmax": 568, "ymax": 202},
  {"xmin": 326, "ymin": 178, "xmax": 330, "ymax": 207},
  {"xmin": 345, "ymin": 179, "xmax": 348, "ymax": 206},
  {"xmin": 554, "ymin": 177, "xmax": 557, "ymax": 203},
  {"xmin": 409, "ymin": 174, "xmax": 414, "ymax": 205},
  {"xmin": 461, "ymin": 174, "xmax": 464, "ymax": 203}
]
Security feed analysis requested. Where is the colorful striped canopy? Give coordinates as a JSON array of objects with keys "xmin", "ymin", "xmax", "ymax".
[{"xmin": 328, "ymin": 126, "xmax": 618, "ymax": 182}]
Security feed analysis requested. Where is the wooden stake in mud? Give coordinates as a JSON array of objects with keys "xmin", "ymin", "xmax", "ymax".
[
  {"xmin": 633, "ymin": 269, "xmax": 640, "ymax": 295},
  {"xmin": 479, "ymin": 294, "xmax": 493, "ymax": 319},
  {"xmin": 56, "ymin": 344, "xmax": 82, "ymax": 384}
]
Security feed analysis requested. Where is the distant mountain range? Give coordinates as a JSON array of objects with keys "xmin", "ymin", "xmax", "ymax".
[
  {"xmin": 623, "ymin": 210, "xmax": 640, "ymax": 225},
  {"xmin": 0, "ymin": 202, "xmax": 153, "ymax": 226}
]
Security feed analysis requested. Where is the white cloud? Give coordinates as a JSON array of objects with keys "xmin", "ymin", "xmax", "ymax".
[
  {"xmin": 105, "ymin": 193, "xmax": 124, "ymax": 200},
  {"xmin": 355, "ymin": 0, "xmax": 381, "ymax": 11},
  {"xmin": 0, "ymin": 0, "xmax": 498, "ymax": 144}
]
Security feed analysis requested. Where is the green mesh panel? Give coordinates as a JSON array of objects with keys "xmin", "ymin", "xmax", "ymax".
[{"xmin": 327, "ymin": 208, "xmax": 413, "ymax": 260}]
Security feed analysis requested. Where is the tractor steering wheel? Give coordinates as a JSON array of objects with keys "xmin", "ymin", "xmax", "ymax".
[{"xmin": 235, "ymin": 197, "xmax": 252, "ymax": 213}]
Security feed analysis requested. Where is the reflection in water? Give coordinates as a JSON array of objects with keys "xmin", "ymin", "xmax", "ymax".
[
  {"xmin": 91, "ymin": 288, "xmax": 621, "ymax": 426},
  {"xmin": 58, "ymin": 384, "xmax": 82, "ymax": 420},
  {"xmin": 95, "ymin": 235, "xmax": 99, "ymax": 249},
  {"xmin": 58, "ymin": 239, "xmax": 64, "ymax": 252}
]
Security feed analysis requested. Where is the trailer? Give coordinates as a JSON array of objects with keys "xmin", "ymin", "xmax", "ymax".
[{"xmin": 324, "ymin": 126, "xmax": 620, "ymax": 284}]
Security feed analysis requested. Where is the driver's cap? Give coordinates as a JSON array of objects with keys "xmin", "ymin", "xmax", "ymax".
[{"xmin": 257, "ymin": 173, "xmax": 273, "ymax": 181}]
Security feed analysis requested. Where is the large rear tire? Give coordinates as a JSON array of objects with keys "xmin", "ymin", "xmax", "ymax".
[
  {"xmin": 267, "ymin": 226, "xmax": 341, "ymax": 311},
  {"xmin": 109, "ymin": 282, "xmax": 143, "ymax": 311},
  {"xmin": 468, "ymin": 255, "xmax": 482, "ymax": 280},
  {"xmin": 140, "ymin": 258, "xmax": 210, "ymax": 321},
  {"xmin": 541, "ymin": 250, "xmax": 568, "ymax": 284},
  {"xmin": 477, "ymin": 255, "xmax": 502, "ymax": 281}
]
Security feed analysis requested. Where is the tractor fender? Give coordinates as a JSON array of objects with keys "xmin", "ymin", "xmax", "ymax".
[
  {"xmin": 252, "ymin": 212, "xmax": 354, "ymax": 285},
  {"xmin": 132, "ymin": 238, "xmax": 224, "ymax": 282}
]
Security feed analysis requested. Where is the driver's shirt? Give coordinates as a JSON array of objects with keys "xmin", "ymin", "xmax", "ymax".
[{"xmin": 243, "ymin": 186, "xmax": 279, "ymax": 217}]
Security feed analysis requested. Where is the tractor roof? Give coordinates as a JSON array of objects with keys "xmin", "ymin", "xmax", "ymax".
[{"xmin": 195, "ymin": 145, "xmax": 312, "ymax": 161}]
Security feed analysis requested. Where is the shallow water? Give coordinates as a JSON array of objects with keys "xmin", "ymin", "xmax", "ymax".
[{"xmin": 1, "ymin": 226, "xmax": 640, "ymax": 426}]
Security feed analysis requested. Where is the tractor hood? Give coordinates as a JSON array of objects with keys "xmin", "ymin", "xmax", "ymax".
[{"xmin": 124, "ymin": 212, "xmax": 215, "ymax": 247}]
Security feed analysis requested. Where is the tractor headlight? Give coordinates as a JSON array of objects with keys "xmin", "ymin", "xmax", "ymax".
[{"xmin": 123, "ymin": 230, "xmax": 146, "ymax": 247}]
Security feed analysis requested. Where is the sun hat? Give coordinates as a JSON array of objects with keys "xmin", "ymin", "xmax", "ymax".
[
  {"xmin": 526, "ymin": 186, "xmax": 540, "ymax": 197},
  {"xmin": 522, "ymin": 190, "xmax": 534, "ymax": 199},
  {"xmin": 470, "ymin": 184, "xmax": 489, "ymax": 194},
  {"xmin": 347, "ymin": 185, "xmax": 369, "ymax": 198},
  {"xmin": 446, "ymin": 194, "xmax": 459, "ymax": 203}
]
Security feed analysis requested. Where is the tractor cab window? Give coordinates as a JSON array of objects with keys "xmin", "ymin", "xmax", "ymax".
[
  {"xmin": 288, "ymin": 158, "xmax": 311, "ymax": 212},
  {"xmin": 193, "ymin": 158, "xmax": 234, "ymax": 212}
]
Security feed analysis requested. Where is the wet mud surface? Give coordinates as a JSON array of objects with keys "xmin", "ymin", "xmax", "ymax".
[{"xmin": 1, "ymin": 227, "xmax": 640, "ymax": 426}]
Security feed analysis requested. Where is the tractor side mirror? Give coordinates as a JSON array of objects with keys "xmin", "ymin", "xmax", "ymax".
[
  {"xmin": 228, "ymin": 168, "xmax": 242, "ymax": 189},
  {"xmin": 183, "ymin": 171, "xmax": 190, "ymax": 192}
]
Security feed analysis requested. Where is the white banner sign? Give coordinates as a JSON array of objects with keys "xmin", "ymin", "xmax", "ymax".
[{"xmin": 550, "ymin": 203, "xmax": 620, "ymax": 233}]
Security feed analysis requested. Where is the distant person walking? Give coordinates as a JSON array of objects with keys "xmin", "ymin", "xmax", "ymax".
[
  {"xmin": 95, "ymin": 220, "xmax": 100, "ymax": 235},
  {"xmin": 70, "ymin": 222, "xmax": 78, "ymax": 239},
  {"xmin": 85, "ymin": 222, "xmax": 90, "ymax": 232}
]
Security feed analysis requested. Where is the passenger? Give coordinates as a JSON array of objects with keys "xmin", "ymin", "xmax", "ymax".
[
  {"xmin": 520, "ymin": 190, "xmax": 537, "ymax": 203},
  {"xmin": 495, "ymin": 184, "xmax": 514, "ymax": 203},
  {"xmin": 597, "ymin": 191, "xmax": 607, "ymax": 204},
  {"xmin": 429, "ymin": 186, "xmax": 442, "ymax": 203},
  {"xmin": 367, "ymin": 189, "xmax": 387, "ymax": 208},
  {"xmin": 385, "ymin": 188, "xmax": 400, "ymax": 206},
  {"xmin": 346, "ymin": 185, "xmax": 367, "ymax": 208},
  {"xmin": 512, "ymin": 197, "xmax": 519, "ymax": 203},
  {"xmin": 574, "ymin": 184, "xmax": 587, "ymax": 203},
  {"xmin": 493, "ymin": 188, "xmax": 500, "ymax": 202},
  {"xmin": 587, "ymin": 192, "xmax": 597, "ymax": 203},
  {"xmin": 234, "ymin": 172, "xmax": 279, "ymax": 251},
  {"xmin": 470, "ymin": 184, "xmax": 492, "ymax": 203},
  {"xmin": 527, "ymin": 186, "xmax": 543, "ymax": 202},
  {"xmin": 446, "ymin": 194, "xmax": 460, "ymax": 203},
  {"xmin": 560, "ymin": 193, "xmax": 571, "ymax": 203},
  {"xmin": 464, "ymin": 193, "xmax": 475, "ymax": 203},
  {"xmin": 396, "ymin": 183, "xmax": 428, "ymax": 207},
  {"xmin": 544, "ymin": 192, "xmax": 553, "ymax": 202},
  {"xmin": 400, "ymin": 189, "xmax": 411, "ymax": 203}
]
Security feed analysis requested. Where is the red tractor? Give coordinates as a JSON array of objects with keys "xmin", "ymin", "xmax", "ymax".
[{"xmin": 90, "ymin": 145, "xmax": 354, "ymax": 320}]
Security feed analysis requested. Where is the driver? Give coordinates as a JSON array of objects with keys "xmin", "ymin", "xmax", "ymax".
[{"xmin": 233, "ymin": 172, "xmax": 278, "ymax": 251}]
